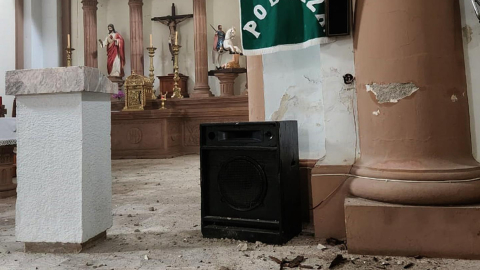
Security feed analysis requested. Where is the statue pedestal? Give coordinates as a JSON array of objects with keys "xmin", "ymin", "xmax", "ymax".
[
  {"xmin": 6, "ymin": 66, "xmax": 117, "ymax": 253},
  {"xmin": 157, "ymin": 74, "xmax": 189, "ymax": 98},
  {"xmin": 108, "ymin": 76, "xmax": 125, "ymax": 101},
  {"xmin": 208, "ymin": 68, "xmax": 246, "ymax": 97}
]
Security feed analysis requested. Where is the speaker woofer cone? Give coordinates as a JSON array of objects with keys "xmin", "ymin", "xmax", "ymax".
[{"xmin": 218, "ymin": 156, "xmax": 267, "ymax": 212}]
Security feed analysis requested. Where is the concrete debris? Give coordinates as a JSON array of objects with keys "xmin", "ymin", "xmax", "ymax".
[
  {"xmin": 366, "ymin": 83, "xmax": 419, "ymax": 104},
  {"xmin": 144, "ymin": 255, "xmax": 149, "ymax": 260},
  {"xmin": 329, "ymin": 254, "xmax": 346, "ymax": 269},
  {"xmin": 451, "ymin": 95, "xmax": 458, "ymax": 102},
  {"xmin": 269, "ymin": 255, "xmax": 312, "ymax": 269},
  {"xmin": 317, "ymin": 244, "xmax": 327, "ymax": 250},
  {"xmin": 237, "ymin": 243, "xmax": 248, "ymax": 251},
  {"xmin": 372, "ymin": 110, "xmax": 380, "ymax": 116}
]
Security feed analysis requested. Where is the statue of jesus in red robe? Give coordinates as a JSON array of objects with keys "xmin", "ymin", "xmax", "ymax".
[{"xmin": 99, "ymin": 24, "xmax": 125, "ymax": 78}]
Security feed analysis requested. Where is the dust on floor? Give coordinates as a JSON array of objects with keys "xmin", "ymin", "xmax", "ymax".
[{"xmin": 0, "ymin": 155, "xmax": 479, "ymax": 270}]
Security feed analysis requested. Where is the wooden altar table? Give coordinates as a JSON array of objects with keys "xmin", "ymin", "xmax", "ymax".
[{"xmin": 111, "ymin": 96, "xmax": 248, "ymax": 159}]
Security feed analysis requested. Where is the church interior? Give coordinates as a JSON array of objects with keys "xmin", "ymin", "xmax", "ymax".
[{"xmin": 3, "ymin": 0, "xmax": 480, "ymax": 269}]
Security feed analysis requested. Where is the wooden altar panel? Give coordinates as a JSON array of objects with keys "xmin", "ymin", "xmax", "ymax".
[
  {"xmin": 157, "ymin": 74, "xmax": 189, "ymax": 98},
  {"xmin": 111, "ymin": 96, "xmax": 249, "ymax": 159}
]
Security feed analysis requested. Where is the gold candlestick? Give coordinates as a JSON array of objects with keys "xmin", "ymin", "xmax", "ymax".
[
  {"xmin": 66, "ymin": 47, "xmax": 75, "ymax": 67},
  {"xmin": 146, "ymin": 46, "xmax": 157, "ymax": 99},
  {"xmin": 160, "ymin": 94, "xmax": 167, "ymax": 110},
  {"xmin": 171, "ymin": 44, "xmax": 183, "ymax": 99}
]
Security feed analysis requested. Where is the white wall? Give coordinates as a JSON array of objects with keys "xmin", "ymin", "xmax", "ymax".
[
  {"xmin": 318, "ymin": 37, "xmax": 357, "ymax": 165},
  {"xmin": 461, "ymin": 0, "xmax": 480, "ymax": 162},
  {"xmin": 263, "ymin": 46, "xmax": 326, "ymax": 160},
  {"xmin": 0, "ymin": 0, "xmax": 16, "ymax": 117},
  {"xmin": 24, "ymin": 0, "xmax": 62, "ymax": 69},
  {"xmin": 71, "ymin": 0, "xmax": 246, "ymax": 96},
  {"xmin": 262, "ymin": 40, "xmax": 357, "ymax": 163}
]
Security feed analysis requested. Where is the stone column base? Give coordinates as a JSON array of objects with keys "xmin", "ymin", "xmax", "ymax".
[
  {"xmin": 24, "ymin": 231, "xmax": 106, "ymax": 254},
  {"xmin": 345, "ymin": 197, "xmax": 480, "ymax": 259}
]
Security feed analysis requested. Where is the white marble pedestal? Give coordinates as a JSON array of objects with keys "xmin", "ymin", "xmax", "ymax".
[{"xmin": 6, "ymin": 66, "xmax": 117, "ymax": 253}]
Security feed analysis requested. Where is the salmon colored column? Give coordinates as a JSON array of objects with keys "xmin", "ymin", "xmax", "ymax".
[
  {"xmin": 247, "ymin": 55, "xmax": 265, "ymax": 121},
  {"xmin": 82, "ymin": 0, "xmax": 98, "ymax": 68},
  {"xmin": 350, "ymin": 0, "xmax": 480, "ymax": 205},
  {"xmin": 191, "ymin": 0, "xmax": 212, "ymax": 98},
  {"xmin": 129, "ymin": 0, "xmax": 144, "ymax": 75}
]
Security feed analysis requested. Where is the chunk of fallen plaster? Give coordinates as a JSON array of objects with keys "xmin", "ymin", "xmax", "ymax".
[
  {"xmin": 317, "ymin": 243, "xmax": 328, "ymax": 250},
  {"xmin": 366, "ymin": 83, "xmax": 419, "ymax": 104},
  {"xmin": 451, "ymin": 95, "xmax": 458, "ymax": 102},
  {"xmin": 372, "ymin": 110, "xmax": 380, "ymax": 116}
]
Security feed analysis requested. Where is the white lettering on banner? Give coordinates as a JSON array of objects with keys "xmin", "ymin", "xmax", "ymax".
[
  {"xmin": 243, "ymin": 21, "xmax": 261, "ymax": 38},
  {"xmin": 315, "ymin": 14, "xmax": 326, "ymax": 27},
  {"xmin": 306, "ymin": 0, "xmax": 324, "ymax": 12},
  {"xmin": 254, "ymin": 5, "xmax": 267, "ymax": 20},
  {"xmin": 243, "ymin": 0, "xmax": 326, "ymax": 39},
  {"xmin": 270, "ymin": 0, "xmax": 280, "ymax": 7}
]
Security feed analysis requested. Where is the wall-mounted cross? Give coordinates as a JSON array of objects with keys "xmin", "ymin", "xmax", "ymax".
[{"xmin": 152, "ymin": 3, "xmax": 193, "ymax": 66}]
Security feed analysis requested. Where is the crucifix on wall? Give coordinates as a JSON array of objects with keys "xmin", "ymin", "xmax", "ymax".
[{"xmin": 152, "ymin": 3, "xmax": 193, "ymax": 67}]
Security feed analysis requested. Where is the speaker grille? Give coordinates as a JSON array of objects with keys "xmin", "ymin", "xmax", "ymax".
[{"xmin": 218, "ymin": 157, "xmax": 267, "ymax": 211}]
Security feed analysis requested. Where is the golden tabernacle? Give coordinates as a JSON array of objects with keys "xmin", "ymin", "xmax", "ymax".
[{"xmin": 123, "ymin": 72, "xmax": 154, "ymax": 111}]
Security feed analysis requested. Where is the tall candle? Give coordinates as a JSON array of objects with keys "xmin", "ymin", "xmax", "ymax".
[
  {"xmin": 150, "ymin": 34, "xmax": 153, "ymax": 47},
  {"xmin": 67, "ymin": 34, "xmax": 71, "ymax": 48},
  {"xmin": 175, "ymin": 31, "xmax": 178, "ymax": 45}
]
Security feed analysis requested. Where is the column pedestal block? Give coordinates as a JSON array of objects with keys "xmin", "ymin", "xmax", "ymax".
[
  {"xmin": 6, "ymin": 66, "xmax": 117, "ymax": 253},
  {"xmin": 345, "ymin": 197, "xmax": 480, "ymax": 259}
]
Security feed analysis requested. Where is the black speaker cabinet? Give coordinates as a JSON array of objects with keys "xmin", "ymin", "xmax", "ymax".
[
  {"xmin": 326, "ymin": 0, "xmax": 351, "ymax": 36},
  {"xmin": 200, "ymin": 121, "xmax": 301, "ymax": 245}
]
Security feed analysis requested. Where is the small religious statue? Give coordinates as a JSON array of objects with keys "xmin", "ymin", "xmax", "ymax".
[
  {"xmin": 99, "ymin": 24, "xmax": 126, "ymax": 78},
  {"xmin": 211, "ymin": 25, "xmax": 243, "ymax": 70},
  {"xmin": 152, "ymin": 3, "xmax": 193, "ymax": 65},
  {"xmin": 212, "ymin": 24, "xmax": 226, "ymax": 54}
]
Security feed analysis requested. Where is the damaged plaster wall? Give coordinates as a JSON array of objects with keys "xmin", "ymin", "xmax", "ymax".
[
  {"xmin": 317, "ymin": 37, "xmax": 357, "ymax": 165},
  {"xmin": 262, "ymin": 41, "xmax": 357, "ymax": 163},
  {"xmin": 366, "ymin": 83, "xmax": 419, "ymax": 104},
  {"xmin": 460, "ymin": 0, "xmax": 480, "ymax": 162},
  {"xmin": 263, "ymin": 46, "xmax": 326, "ymax": 160}
]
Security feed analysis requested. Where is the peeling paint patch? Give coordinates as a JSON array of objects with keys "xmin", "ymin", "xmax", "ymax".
[
  {"xmin": 372, "ymin": 110, "xmax": 380, "ymax": 116},
  {"xmin": 271, "ymin": 93, "xmax": 291, "ymax": 121},
  {"xmin": 366, "ymin": 83, "xmax": 419, "ymax": 104},
  {"xmin": 451, "ymin": 94, "xmax": 458, "ymax": 102},
  {"xmin": 463, "ymin": 25, "xmax": 473, "ymax": 44}
]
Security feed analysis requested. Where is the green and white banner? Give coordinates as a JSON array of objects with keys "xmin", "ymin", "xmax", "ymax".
[{"xmin": 240, "ymin": 0, "xmax": 330, "ymax": 55}]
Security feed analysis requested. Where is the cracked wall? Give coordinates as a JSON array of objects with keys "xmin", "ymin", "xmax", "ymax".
[
  {"xmin": 263, "ymin": 39, "xmax": 357, "ymax": 164},
  {"xmin": 263, "ymin": 46, "xmax": 326, "ymax": 160}
]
